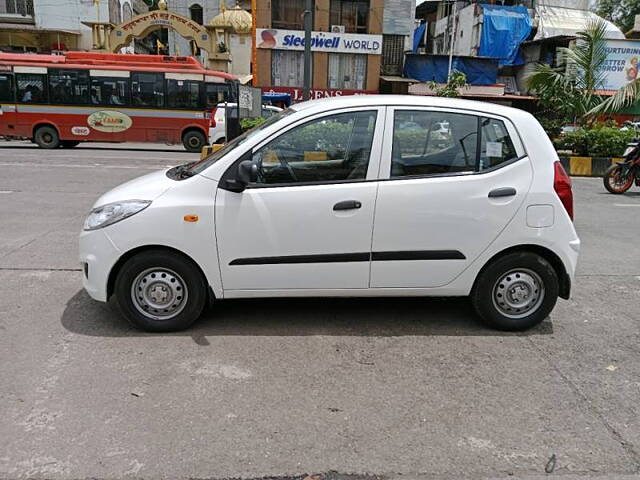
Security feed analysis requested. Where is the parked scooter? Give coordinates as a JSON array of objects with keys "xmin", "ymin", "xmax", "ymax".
[{"xmin": 603, "ymin": 139, "xmax": 640, "ymax": 194}]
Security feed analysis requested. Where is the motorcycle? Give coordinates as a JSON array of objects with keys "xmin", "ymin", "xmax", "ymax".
[{"xmin": 603, "ymin": 139, "xmax": 640, "ymax": 194}]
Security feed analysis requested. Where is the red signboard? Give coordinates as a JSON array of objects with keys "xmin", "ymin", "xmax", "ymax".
[{"xmin": 260, "ymin": 86, "xmax": 377, "ymax": 102}]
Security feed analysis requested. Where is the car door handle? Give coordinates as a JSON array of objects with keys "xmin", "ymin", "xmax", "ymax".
[
  {"xmin": 333, "ymin": 200, "xmax": 362, "ymax": 211},
  {"xmin": 488, "ymin": 187, "xmax": 517, "ymax": 198}
]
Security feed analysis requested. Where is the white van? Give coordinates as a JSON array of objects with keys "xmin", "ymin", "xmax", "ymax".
[{"xmin": 80, "ymin": 95, "xmax": 579, "ymax": 332}]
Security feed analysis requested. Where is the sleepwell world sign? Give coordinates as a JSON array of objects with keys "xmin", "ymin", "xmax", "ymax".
[
  {"xmin": 256, "ymin": 28, "xmax": 382, "ymax": 55},
  {"xmin": 599, "ymin": 39, "xmax": 640, "ymax": 91}
]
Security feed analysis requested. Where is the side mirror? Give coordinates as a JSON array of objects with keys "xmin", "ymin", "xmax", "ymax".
[{"xmin": 237, "ymin": 160, "xmax": 258, "ymax": 187}]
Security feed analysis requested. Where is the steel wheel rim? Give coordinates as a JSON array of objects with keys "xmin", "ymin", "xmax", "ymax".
[
  {"xmin": 131, "ymin": 267, "xmax": 188, "ymax": 320},
  {"xmin": 492, "ymin": 268, "xmax": 545, "ymax": 319},
  {"xmin": 188, "ymin": 136, "xmax": 200, "ymax": 148}
]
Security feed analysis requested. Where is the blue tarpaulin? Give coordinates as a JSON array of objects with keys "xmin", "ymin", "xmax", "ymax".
[
  {"xmin": 479, "ymin": 4, "xmax": 532, "ymax": 66},
  {"xmin": 413, "ymin": 23, "xmax": 426, "ymax": 53},
  {"xmin": 403, "ymin": 54, "xmax": 498, "ymax": 85}
]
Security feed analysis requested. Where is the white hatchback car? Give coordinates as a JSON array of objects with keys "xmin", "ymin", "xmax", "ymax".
[{"xmin": 80, "ymin": 95, "xmax": 579, "ymax": 332}]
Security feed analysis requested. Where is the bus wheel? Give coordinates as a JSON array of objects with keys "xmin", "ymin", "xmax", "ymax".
[
  {"xmin": 183, "ymin": 130, "xmax": 206, "ymax": 153},
  {"xmin": 34, "ymin": 126, "xmax": 60, "ymax": 149},
  {"xmin": 61, "ymin": 140, "xmax": 80, "ymax": 148}
]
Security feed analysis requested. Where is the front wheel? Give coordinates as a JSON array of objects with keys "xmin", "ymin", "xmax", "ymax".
[
  {"xmin": 471, "ymin": 252, "xmax": 559, "ymax": 331},
  {"xmin": 604, "ymin": 164, "xmax": 633, "ymax": 194},
  {"xmin": 114, "ymin": 250, "xmax": 208, "ymax": 332},
  {"xmin": 182, "ymin": 130, "xmax": 206, "ymax": 153}
]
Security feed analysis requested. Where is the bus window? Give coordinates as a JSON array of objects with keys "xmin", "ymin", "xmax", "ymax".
[
  {"xmin": 16, "ymin": 73, "xmax": 48, "ymax": 104},
  {"xmin": 166, "ymin": 79, "xmax": 202, "ymax": 109},
  {"xmin": 0, "ymin": 75, "xmax": 13, "ymax": 103},
  {"xmin": 205, "ymin": 83, "xmax": 230, "ymax": 109},
  {"xmin": 131, "ymin": 72, "xmax": 164, "ymax": 108},
  {"xmin": 91, "ymin": 77, "xmax": 130, "ymax": 107},
  {"xmin": 48, "ymin": 69, "xmax": 90, "ymax": 105}
]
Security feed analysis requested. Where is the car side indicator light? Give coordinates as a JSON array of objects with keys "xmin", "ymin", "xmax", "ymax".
[{"xmin": 184, "ymin": 215, "xmax": 199, "ymax": 222}]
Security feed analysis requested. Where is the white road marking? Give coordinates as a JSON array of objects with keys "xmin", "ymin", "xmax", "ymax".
[
  {"xmin": 0, "ymin": 154, "xmax": 184, "ymax": 161},
  {"xmin": 0, "ymin": 190, "xmax": 14, "ymax": 193},
  {"xmin": 0, "ymin": 162, "xmax": 163, "ymax": 170},
  {"xmin": 614, "ymin": 203, "xmax": 640, "ymax": 207}
]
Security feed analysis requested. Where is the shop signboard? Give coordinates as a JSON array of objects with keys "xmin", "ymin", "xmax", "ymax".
[{"xmin": 256, "ymin": 28, "xmax": 382, "ymax": 55}]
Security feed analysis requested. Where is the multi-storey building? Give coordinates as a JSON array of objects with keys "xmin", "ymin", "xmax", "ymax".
[
  {"xmin": 0, "ymin": 0, "xmax": 147, "ymax": 53},
  {"xmin": 255, "ymin": 0, "xmax": 416, "ymax": 99}
]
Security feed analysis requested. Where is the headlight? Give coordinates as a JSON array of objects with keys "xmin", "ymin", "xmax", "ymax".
[{"xmin": 83, "ymin": 200, "xmax": 151, "ymax": 231}]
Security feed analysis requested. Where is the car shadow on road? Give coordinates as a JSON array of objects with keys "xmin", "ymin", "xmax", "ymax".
[{"xmin": 61, "ymin": 290, "xmax": 553, "ymax": 343}]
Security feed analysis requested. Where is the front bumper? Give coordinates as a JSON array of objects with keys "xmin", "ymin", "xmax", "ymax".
[{"xmin": 79, "ymin": 229, "xmax": 121, "ymax": 302}]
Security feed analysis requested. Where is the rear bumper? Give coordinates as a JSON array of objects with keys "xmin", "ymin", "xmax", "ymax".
[{"xmin": 561, "ymin": 238, "xmax": 580, "ymax": 299}]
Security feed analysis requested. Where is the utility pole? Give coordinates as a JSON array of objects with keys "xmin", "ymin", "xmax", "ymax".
[
  {"xmin": 303, "ymin": 0, "xmax": 313, "ymax": 101},
  {"xmin": 447, "ymin": 0, "xmax": 458, "ymax": 80}
]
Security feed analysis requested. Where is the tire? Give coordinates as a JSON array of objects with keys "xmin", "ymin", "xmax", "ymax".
[
  {"xmin": 34, "ymin": 126, "xmax": 60, "ymax": 149},
  {"xmin": 182, "ymin": 130, "xmax": 206, "ymax": 153},
  {"xmin": 60, "ymin": 140, "xmax": 80, "ymax": 148},
  {"xmin": 114, "ymin": 250, "xmax": 208, "ymax": 332},
  {"xmin": 603, "ymin": 164, "xmax": 633, "ymax": 194},
  {"xmin": 471, "ymin": 252, "xmax": 559, "ymax": 331}
]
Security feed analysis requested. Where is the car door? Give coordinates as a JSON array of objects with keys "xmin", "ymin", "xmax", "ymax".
[
  {"xmin": 216, "ymin": 107, "xmax": 385, "ymax": 293},
  {"xmin": 370, "ymin": 107, "xmax": 532, "ymax": 288}
]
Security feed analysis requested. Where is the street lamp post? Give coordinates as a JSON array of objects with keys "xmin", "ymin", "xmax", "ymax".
[
  {"xmin": 303, "ymin": 0, "xmax": 312, "ymax": 101},
  {"xmin": 447, "ymin": 0, "xmax": 458, "ymax": 80}
]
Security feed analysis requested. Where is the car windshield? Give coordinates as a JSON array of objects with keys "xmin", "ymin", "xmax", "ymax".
[{"xmin": 185, "ymin": 108, "xmax": 294, "ymax": 175}]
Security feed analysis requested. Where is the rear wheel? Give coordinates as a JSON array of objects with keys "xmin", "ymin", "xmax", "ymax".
[
  {"xmin": 604, "ymin": 164, "xmax": 633, "ymax": 194},
  {"xmin": 60, "ymin": 140, "xmax": 80, "ymax": 148},
  {"xmin": 34, "ymin": 126, "xmax": 60, "ymax": 149},
  {"xmin": 114, "ymin": 250, "xmax": 208, "ymax": 332},
  {"xmin": 471, "ymin": 252, "xmax": 559, "ymax": 331},
  {"xmin": 182, "ymin": 129, "xmax": 206, "ymax": 153}
]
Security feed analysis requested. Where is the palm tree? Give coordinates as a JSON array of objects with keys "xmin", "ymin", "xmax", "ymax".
[{"xmin": 526, "ymin": 20, "xmax": 609, "ymax": 124}]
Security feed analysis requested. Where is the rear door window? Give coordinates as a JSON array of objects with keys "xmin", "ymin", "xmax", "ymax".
[
  {"xmin": 478, "ymin": 117, "xmax": 518, "ymax": 171},
  {"xmin": 391, "ymin": 110, "xmax": 478, "ymax": 177}
]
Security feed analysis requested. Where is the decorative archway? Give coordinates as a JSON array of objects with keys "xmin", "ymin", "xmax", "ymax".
[
  {"xmin": 109, "ymin": 10, "xmax": 211, "ymax": 54},
  {"xmin": 83, "ymin": 5, "xmax": 231, "ymax": 71}
]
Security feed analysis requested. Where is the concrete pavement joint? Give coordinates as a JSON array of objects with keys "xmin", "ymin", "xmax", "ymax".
[{"xmin": 525, "ymin": 337, "xmax": 640, "ymax": 474}]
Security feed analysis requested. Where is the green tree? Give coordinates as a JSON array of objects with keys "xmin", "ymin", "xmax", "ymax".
[
  {"xmin": 429, "ymin": 70, "xmax": 468, "ymax": 97},
  {"xmin": 597, "ymin": 0, "xmax": 640, "ymax": 35},
  {"xmin": 526, "ymin": 19, "xmax": 608, "ymax": 127}
]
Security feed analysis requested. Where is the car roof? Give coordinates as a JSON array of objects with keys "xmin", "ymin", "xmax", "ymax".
[{"xmin": 291, "ymin": 95, "xmax": 532, "ymax": 123}]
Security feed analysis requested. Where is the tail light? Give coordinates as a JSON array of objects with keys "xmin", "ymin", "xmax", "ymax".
[
  {"xmin": 209, "ymin": 108, "xmax": 217, "ymax": 129},
  {"xmin": 553, "ymin": 161, "xmax": 573, "ymax": 220}
]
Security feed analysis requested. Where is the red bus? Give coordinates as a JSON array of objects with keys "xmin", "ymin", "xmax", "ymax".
[{"xmin": 0, "ymin": 51, "xmax": 237, "ymax": 152}]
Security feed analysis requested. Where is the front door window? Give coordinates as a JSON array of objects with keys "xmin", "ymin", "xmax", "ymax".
[{"xmin": 252, "ymin": 110, "xmax": 378, "ymax": 185}]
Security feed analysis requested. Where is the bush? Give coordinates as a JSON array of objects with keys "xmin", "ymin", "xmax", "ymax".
[
  {"xmin": 240, "ymin": 117, "xmax": 267, "ymax": 133},
  {"xmin": 554, "ymin": 124, "xmax": 635, "ymax": 157}
]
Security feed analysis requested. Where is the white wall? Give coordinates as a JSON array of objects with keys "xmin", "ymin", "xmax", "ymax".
[
  {"xmin": 34, "ymin": 0, "xmax": 109, "ymax": 51},
  {"xmin": 453, "ymin": 3, "xmax": 475, "ymax": 56},
  {"xmin": 229, "ymin": 33, "xmax": 251, "ymax": 76}
]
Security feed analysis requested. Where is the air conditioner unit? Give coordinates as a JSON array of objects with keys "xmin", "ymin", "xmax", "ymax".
[{"xmin": 331, "ymin": 25, "xmax": 346, "ymax": 33}]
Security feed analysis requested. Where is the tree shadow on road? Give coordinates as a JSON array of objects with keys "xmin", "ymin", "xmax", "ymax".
[{"xmin": 61, "ymin": 290, "xmax": 553, "ymax": 343}]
